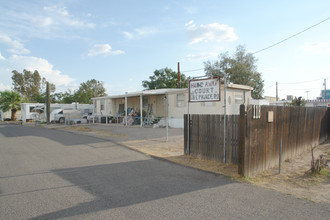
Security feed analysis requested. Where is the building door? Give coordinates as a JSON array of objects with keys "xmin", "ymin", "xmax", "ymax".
[{"xmin": 119, "ymin": 104, "xmax": 124, "ymax": 113}]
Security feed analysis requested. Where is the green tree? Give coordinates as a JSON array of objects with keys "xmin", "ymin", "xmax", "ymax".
[
  {"xmin": 291, "ymin": 96, "xmax": 306, "ymax": 106},
  {"xmin": 142, "ymin": 67, "xmax": 189, "ymax": 90},
  {"xmin": 74, "ymin": 79, "xmax": 106, "ymax": 104},
  {"xmin": 55, "ymin": 90, "xmax": 75, "ymax": 104},
  {"xmin": 204, "ymin": 45, "xmax": 264, "ymax": 99},
  {"xmin": 51, "ymin": 91, "xmax": 74, "ymax": 104},
  {"xmin": 11, "ymin": 69, "xmax": 56, "ymax": 102},
  {"xmin": 0, "ymin": 90, "xmax": 22, "ymax": 121}
]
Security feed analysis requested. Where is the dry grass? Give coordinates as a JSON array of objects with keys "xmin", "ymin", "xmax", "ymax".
[
  {"xmin": 61, "ymin": 126, "xmax": 93, "ymax": 132},
  {"xmin": 97, "ymin": 130, "xmax": 127, "ymax": 138},
  {"xmin": 162, "ymin": 144, "xmax": 330, "ymax": 203},
  {"xmin": 241, "ymin": 143, "xmax": 330, "ymax": 203},
  {"xmin": 63, "ymin": 125, "xmax": 128, "ymax": 138},
  {"xmin": 165, "ymin": 155, "xmax": 241, "ymax": 179}
]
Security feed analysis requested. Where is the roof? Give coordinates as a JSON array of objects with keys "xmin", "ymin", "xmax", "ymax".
[
  {"xmin": 92, "ymin": 84, "xmax": 253, "ymax": 100},
  {"xmin": 92, "ymin": 88, "xmax": 187, "ymax": 100},
  {"xmin": 227, "ymin": 83, "xmax": 253, "ymax": 91}
]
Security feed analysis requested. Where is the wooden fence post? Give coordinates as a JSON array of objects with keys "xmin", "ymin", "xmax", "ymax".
[
  {"xmin": 327, "ymin": 108, "xmax": 330, "ymax": 138},
  {"xmin": 238, "ymin": 104, "xmax": 246, "ymax": 176}
]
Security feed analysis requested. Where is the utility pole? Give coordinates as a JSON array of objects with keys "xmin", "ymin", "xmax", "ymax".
[
  {"xmin": 46, "ymin": 81, "xmax": 50, "ymax": 124},
  {"xmin": 166, "ymin": 94, "xmax": 169, "ymax": 142},
  {"xmin": 306, "ymin": 91, "xmax": 309, "ymax": 100},
  {"xmin": 276, "ymin": 81, "xmax": 278, "ymax": 101},
  {"xmin": 177, "ymin": 62, "xmax": 181, "ymax": 88},
  {"xmin": 223, "ymin": 73, "xmax": 227, "ymax": 164},
  {"xmin": 324, "ymin": 79, "xmax": 327, "ymax": 100}
]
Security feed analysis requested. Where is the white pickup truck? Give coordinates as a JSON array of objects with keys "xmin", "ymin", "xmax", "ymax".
[{"xmin": 50, "ymin": 109, "xmax": 85, "ymax": 124}]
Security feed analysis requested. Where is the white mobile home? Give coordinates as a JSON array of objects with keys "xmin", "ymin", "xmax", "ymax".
[{"xmin": 92, "ymin": 84, "xmax": 253, "ymax": 128}]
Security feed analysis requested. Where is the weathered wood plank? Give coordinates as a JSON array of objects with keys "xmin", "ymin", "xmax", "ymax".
[{"xmin": 239, "ymin": 105, "xmax": 329, "ymax": 177}]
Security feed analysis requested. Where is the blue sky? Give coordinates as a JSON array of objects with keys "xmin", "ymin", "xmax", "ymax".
[{"xmin": 0, "ymin": 0, "xmax": 329, "ymax": 100}]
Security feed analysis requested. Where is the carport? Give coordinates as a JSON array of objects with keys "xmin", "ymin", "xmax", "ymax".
[{"xmin": 92, "ymin": 88, "xmax": 186, "ymax": 127}]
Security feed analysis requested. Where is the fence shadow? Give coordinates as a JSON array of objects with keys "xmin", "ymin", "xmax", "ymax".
[{"xmin": 30, "ymin": 159, "xmax": 232, "ymax": 219}]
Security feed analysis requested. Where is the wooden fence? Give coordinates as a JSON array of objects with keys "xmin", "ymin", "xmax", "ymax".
[
  {"xmin": 184, "ymin": 105, "xmax": 330, "ymax": 177},
  {"xmin": 239, "ymin": 105, "xmax": 330, "ymax": 177},
  {"xmin": 184, "ymin": 114, "xmax": 240, "ymax": 164}
]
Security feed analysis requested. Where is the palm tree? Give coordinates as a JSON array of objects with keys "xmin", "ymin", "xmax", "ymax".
[{"xmin": 0, "ymin": 90, "xmax": 22, "ymax": 121}]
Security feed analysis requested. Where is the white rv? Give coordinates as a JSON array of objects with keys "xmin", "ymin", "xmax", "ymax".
[
  {"xmin": 0, "ymin": 110, "xmax": 4, "ymax": 121},
  {"xmin": 21, "ymin": 103, "xmax": 45, "ymax": 122}
]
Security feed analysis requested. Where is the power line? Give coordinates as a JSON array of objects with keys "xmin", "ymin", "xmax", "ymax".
[
  {"xmin": 253, "ymin": 16, "xmax": 330, "ymax": 54},
  {"xmin": 279, "ymin": 87, "xmax": 322, "ymax": 91},
  {"xmin": 279, "ymin": 77, "xmax": 328, "ymax": 85},
  {"xmin": 182, "ymin": 17, "xmax": 330, "ymax": 73},
  {"xmin": 181, "ymin": 68, "xmax": 204, "ymax": 73},
  {"xmin": 264, "ymin": 83, "xmax": 276, "ymax": 90}
]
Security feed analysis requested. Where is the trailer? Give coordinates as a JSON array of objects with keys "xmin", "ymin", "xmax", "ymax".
[
  {"xmin": 21, "ymin": 103, "xmax": 45, "ymax": 122},
  {"xmin": 0, "ymin": 110, "xmax": 4, "ymax": 121}
]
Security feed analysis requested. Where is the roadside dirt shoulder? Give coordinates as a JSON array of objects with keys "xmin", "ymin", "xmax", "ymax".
[{"xmin": 246, "ymin": 142, "xmax": 330, "ymax": 203}]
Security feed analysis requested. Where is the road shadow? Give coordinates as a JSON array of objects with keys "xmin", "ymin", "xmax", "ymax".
[
  {"xmin": 30, "ymin": 158, "xmax": 232, "ymax": 219},
  {"xmin": 0, "ymin": 124, "xmax": 112, "ymax": 146}
]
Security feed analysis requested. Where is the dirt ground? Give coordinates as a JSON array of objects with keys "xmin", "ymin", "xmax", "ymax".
[
  {"xmin": 246, "ymin": 142, "xmax": 330, "ymax": 203},
  {"xmin": 165, "ymin": 144, "xmax": 330, "ymax": 203},
  {"xmin": 17, "ymin": 123, "xmax": 330, "ymax": 203}
]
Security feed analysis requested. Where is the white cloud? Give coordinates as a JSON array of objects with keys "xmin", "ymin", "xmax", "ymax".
[
  {"xmin": 0, "ymin": 52, "xmax": 5, "ymax": 60},
  {"xmin": 2, "ymin": 4, "xmax": 95, "ymax": 39},
  {"xmin": 44, "ymin": 6, "xmax": 69, "ymax": 16},
  {"xmin": 123, "ymin": 27, "xmax": 158, "ymax": 40},
  {"xmin": 301, "ymin": 42, "xmax": 330, "ymax": 54},
  {"xmin": 182, "ymin": 52, "xmax": 218, "ymax": 62},
  {"xmin": 42, "ymin": 5, "xmax": 95, "ymax": 29},
  {"xmin": 88, "ymin": 44, "xmax": 124, "ymax": 56},
  {"xmin": 0, "ymin": 34, "xmax": 30, "ymax": 54},
  {"xmin": 8, "ymin": 55, "xmax": 75, "ymax": 87},
  {"xmin": 135, "ymin": 27, "xmax": 157, "ymax": 36},
  {"xmin": 184, "ymin": 6, "xmax": 198, "ymax": 15},
  {"xmin": 123, "ymin": 32, "xmax": 134, "ymax": 40},
  {"xmin": 38, "ymin": 17, "xmax": 53, "ymax": 27},
  {"xmin": 185, "ymin": 20, "xmax": 238, "ymax": 44}
]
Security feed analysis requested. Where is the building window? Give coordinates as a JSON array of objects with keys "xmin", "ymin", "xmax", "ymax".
[
  {"xmin": 100, "ymin": 100, "xmax": 105, "ymax": 111},
  {"xmin": 143, "ymin": 96, "xmax": 148, "ymax": 107},
  {"xmin": 176, "ymin": 93, "xmax": 185, "ymax": 107},
  {"xmin": 203, "ymin": 102, "xmax": 214, "ymax": 107},
  {"xmin": 235, "ymin": 95, "xmax": 243, "ymax": 104}
]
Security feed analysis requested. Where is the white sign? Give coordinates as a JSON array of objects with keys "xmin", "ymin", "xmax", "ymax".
[{"xmin": 189, "ymin": 77, "xmax": 221, "ymax": 102}]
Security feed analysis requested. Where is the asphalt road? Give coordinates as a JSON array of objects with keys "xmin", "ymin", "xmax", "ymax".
[{"xmin": 0, "ymin": 124, "xmax": 329, "ymax": 220}]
